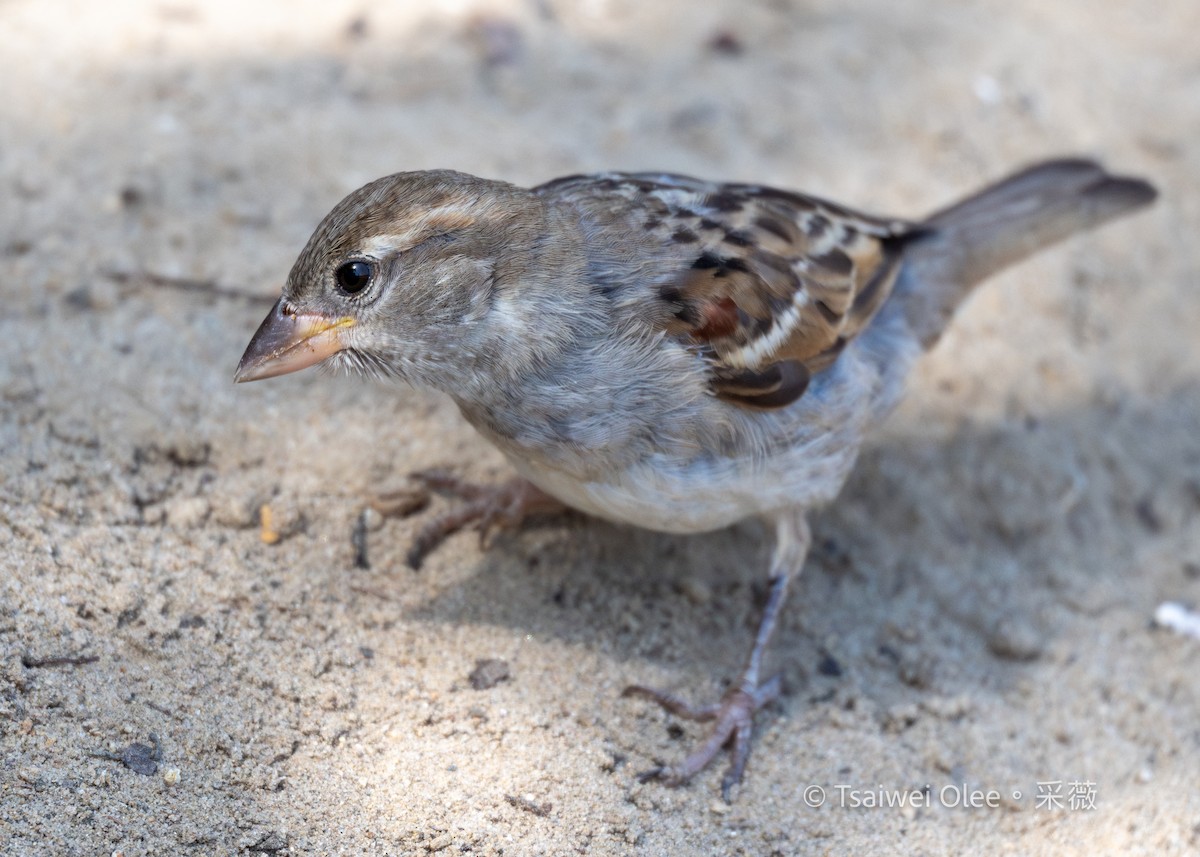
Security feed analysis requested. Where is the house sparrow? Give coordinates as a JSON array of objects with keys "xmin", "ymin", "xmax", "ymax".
[{"xmin": 235, "ymin": 159, "xmax": 1155, "ymax": 798}]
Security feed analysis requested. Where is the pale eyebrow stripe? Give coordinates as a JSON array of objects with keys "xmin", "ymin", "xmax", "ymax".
[
  {"xmin": 358, "ymin": 234, "xmax": 413, "ymax": 257},
  {"xmin": 356, "ymin": 207, "xmax": 477, "ymax": 257}
]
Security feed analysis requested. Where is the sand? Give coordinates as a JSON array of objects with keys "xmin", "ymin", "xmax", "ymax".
[{"xmin": 2, "ymin": 0, "xmax": 1198, "ymax": 854}]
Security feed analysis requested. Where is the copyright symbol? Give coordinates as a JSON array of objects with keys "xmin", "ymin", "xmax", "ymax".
[{"xmin": 803, "ymin": 785, "xmax": 826, "ymax": 808}]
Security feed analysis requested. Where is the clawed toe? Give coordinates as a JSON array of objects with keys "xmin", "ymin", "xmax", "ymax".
[
  {"xmin": 408, "ymin": 469, "xmax": 489, "ymax": 500},
  {"xmin": 373, "ymin": 473, "xmax": 563, "ymax": 569},
  {"xmin": 622, "ymin": 684, "xmax": 722, "ymax": 721},
  {"xmin": 635, "ymin": 766, "xmax": 666, "ymax": 785},
  {"xmin": 368, "ymin": 485, "xmax": 430, "ymax": 518},
  {"xmin": 406, "ymin": 494, "xmax": 497, "ymax": 569},
  {"xmin": 624, "ymin": 675, "xmax": 782, "ymax": 798}
]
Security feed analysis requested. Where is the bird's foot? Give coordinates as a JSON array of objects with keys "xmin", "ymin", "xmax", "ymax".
[
  {"xmin": 623, "ymin": 673, "xmax": 782, "ymax": 801},
  {"xmin": 382, "ymin": 471, "xmax": 563, "ymax": 569}
]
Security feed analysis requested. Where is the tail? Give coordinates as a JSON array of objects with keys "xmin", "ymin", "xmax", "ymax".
[{"xmin": 898, "ymin": 158, "xmax": 1157, "ymax": 346}]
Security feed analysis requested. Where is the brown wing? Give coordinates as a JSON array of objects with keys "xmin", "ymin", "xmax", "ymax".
[{"xmin": 540, "ymin": 172, "xmax": 919, "ymax": 409}]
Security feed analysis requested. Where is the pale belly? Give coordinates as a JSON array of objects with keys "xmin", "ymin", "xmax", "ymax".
[{"xmin": 504, "ymin": 440, "xmax": 860, "ymax": 535}]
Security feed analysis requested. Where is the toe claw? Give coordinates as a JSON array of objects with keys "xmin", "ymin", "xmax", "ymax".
[
  {"xmin": 720, "ymin": 776, "xmax": 736, "ymax": 804},
  {"xmin": 751, "ymin": 673, "xmax": 783, "ymax": 708},
  {"xmin": 369, "ymin": 486, "xmax": 430, "ymax": 519},
  {"xmin": 635, "ymin": 766, "xmax": 666, "ymax": 784},
  {"xmin": 405, "ymin": 543, "xmax": 427, "ymax": 571}
]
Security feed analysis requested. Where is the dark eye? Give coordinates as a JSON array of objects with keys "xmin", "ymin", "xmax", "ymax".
[{"xmin": 335, "ymin": 260, "xmax": 373, "ymax": 295}]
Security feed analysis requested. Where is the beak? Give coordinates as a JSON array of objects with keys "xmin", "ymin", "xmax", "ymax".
[{"xmin": 234, "ymin": 298, "xmax": 355, "ymax": 383}]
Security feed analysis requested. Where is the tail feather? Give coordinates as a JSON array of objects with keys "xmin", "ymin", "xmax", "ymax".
[{"xmin": 898, "ymin": 158, "xmax": 1157, "ymax": 346}]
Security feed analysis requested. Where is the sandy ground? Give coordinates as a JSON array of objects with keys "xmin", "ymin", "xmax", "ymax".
[{"xmin": 2, "ymin": 0, "xmax": 1198, "ymax": 854}]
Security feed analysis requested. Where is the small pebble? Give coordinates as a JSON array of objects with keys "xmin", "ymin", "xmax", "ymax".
[
  {"xmin": 165, "ymin": 496, "xmax": 210, "ymax": 529},
  {"xmin": 161, "ymin": 766, "xmax": 181, "ymax": 786},
  {"xmin": 708, "ymin": 30, "xmax": 744, "ymax": 56},
  {"xmin": 120, "ymin": 740, "xmax": 159, "ymax": 775},
  {"xmin": 164, "ymin": 437, "xmax": 210, "ymax": 467},
  {"xmin": 883, "ymin": 703, "xmax": 920, "ymax": 733},
  {"xmin": 211, "ymin": 491, "xmax": 259, "ymax": 528},
  {"xmin": 679, "ymin": 578, "xmax": 712, "ymax": 606},
  {"xmin": 468, "ymin": 658, "xmax": 510, "ymax": 690},
  {"xmin": 817, "ymin": 652, "xmax": 844, "ymax": 677},
  {"xmin": 360, "ymin": 506, "xmax": 384, "ymax": 532},
  {"xmin": 920, "ymin": 694, "xmax": 973, "ymax": 720},
  {"xmin": 987, "ymin": 617, "xmax": 1044, "ymax": 661},
  {"xmin": 898, "ymin": 650, "xmax": 935, "ymax": 688}
]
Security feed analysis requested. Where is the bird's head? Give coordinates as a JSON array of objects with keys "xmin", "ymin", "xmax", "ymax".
[{"xmin": 235, "ymin": 170, "xmax": 566, "ymax": 389}]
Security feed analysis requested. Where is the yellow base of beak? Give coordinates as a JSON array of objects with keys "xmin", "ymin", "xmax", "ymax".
[{"xmin": 235, "ymin": 298, "xmax": 355, "ymax": 382}]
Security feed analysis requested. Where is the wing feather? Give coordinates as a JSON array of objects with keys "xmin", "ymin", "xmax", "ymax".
[{"xmin": 536, "ymin": 172, "xmax": 919, "ymax": 409}]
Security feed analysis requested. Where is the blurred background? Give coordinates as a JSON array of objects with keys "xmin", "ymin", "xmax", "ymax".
[{"xmin": 2, "ymin": 1, "xmax": 1197, "ymax": 854}]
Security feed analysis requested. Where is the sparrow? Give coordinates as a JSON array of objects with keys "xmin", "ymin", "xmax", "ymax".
[{"xmin": 235, "ymin": 158, "xmax": 1155, "ymax": 798}]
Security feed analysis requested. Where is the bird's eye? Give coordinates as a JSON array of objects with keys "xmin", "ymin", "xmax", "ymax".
[{"xmin": 335, "ymin": 260, "xmax": 373, "ymax": 295}]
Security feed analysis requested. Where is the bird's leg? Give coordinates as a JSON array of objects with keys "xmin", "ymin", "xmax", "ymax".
[
  {"xmin": 623, "ymin": 510, "xmax": 811, "ymax": 800},
  {"xmin": 392, "ymin": 472, "xmax": 564, "ymax": 569}
]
